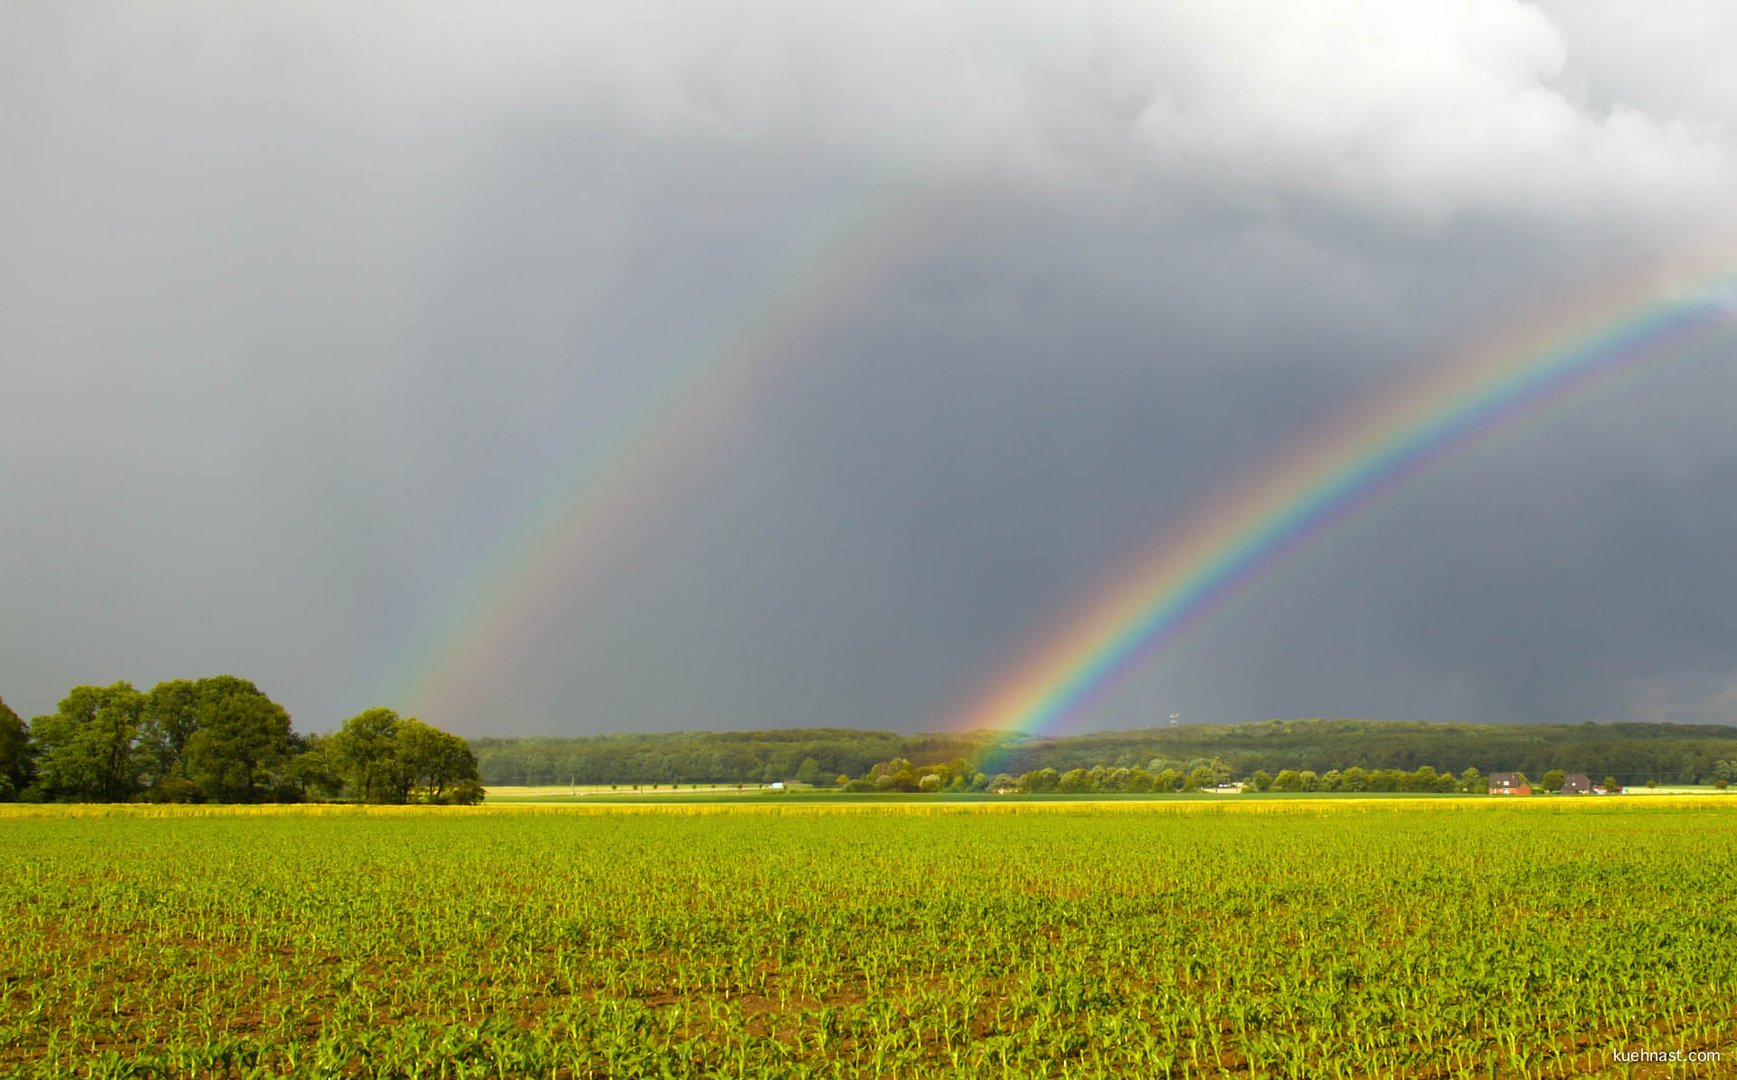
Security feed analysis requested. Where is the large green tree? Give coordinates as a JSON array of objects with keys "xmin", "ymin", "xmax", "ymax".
[
  {"xmin": 331, "ymin": 708, "xmax": 481, "ymax": 804},
  {"xmin": 141, "ymin": 678, "xmax": 203, "ymax": 785},
  {"xmin": 137, "ymin": 677, "xmax": 296, "ymax": 801},
  {"xmin": 180, "ymin": 677, "xmax": 296, "ymax": 802},
  {"xmin": 33, "ymin": 682, "xmax": 149, "ymax": 801},
  {"xmin": 395, "ymin": 719, "xmax": 482, "ymax": 804},
  {"xmin": 331, "ymin": 707, "xmax": 408, "ymax": 803},
  {"xmin": 0, "ymin": 695, "xmax": 32, "ymax": 800},
  {"xmin": 285, "ymin": 732, "xmax": 346, "ymax": 801}
]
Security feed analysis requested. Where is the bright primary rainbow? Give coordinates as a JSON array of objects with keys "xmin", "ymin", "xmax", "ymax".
[
  {"xmin": 953, "ymin": 265, "xmax": 1737, "ymax": 739},
  {"xmin": 381, "ymin": 162, "xmax": 966, "ymax": 728}
]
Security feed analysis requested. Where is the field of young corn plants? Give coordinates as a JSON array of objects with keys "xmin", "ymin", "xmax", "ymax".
[{"xmin": 3, "ymin": 798, "xmax": 1733, "ymax": 1078}]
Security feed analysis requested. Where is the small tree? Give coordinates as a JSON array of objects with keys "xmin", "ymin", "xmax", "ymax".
[
  {"xmin": 795, "ymin": 757, "xmax": 826, "ymax": 786},
  {"xmin": 1019, "ymin": 768, "xmax": 1059, "ymax": 794},
  {"xmin": 1540, "ymin": 769, "xmax": 1566, "ymax": 795},
  {"xmin": 869, "ymin": 758, "xmax": 913, "ymax": 781},
  {"xmin": 1369, "ymin": 769, "xmax": 1404, "ymax": 792},
  {"xmin": 1247, "ymin": 769, "xmax": 1273, "ymax": 792}
]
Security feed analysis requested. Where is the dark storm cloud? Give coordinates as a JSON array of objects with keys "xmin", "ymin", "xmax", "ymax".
[{"xmin": 5, "ymin": 1, "xmax": 1737, "ymax": 734}]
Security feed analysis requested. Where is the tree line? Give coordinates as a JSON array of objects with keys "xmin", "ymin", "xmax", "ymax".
[
  {"xmin": 0, "ymin": 680, "xmax": 481, "ymax": 804},
  {"xmin": 974, "ymin": 718, "xmax": 1737, "ymax": 785},
  {"xmin": 835, "ymin": 757, "xmax": 1492, "ymax": 794},
  {"xmin": 470, "ymin": 728, "xmax": 985, "ymax": 788},
  {"xmin": 839, "ymin": 760, "xmax": 1677, "ymax": 796},
  {"xmin": 470, "ymin": 718, "xmax": 1737, "ymax": 789}
]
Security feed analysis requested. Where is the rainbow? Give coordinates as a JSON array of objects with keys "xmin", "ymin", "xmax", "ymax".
[
  {"xmin": 953, "ymin": 266, "xmax": 1737, "ymax": 739},
  {"xmin": 380, "ymin": 162, "xmax": 966, "ymax": 729}
]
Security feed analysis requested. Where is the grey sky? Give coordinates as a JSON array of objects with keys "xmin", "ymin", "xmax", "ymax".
[{"xmin": 6, "ymin": 1, "xmax": 1737, "ymax": 736}]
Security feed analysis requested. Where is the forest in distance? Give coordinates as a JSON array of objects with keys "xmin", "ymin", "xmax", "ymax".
[{"xmin": 473, "ymin": 717, "xmax": 1737, "ymax": 791}]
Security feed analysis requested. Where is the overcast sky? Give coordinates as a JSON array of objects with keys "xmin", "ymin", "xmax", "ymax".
[{"xmin": 7, "ymin": 1, "xmax": 1737, "ymax": 736}]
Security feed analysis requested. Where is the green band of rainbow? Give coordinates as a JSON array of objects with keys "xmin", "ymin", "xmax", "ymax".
[{"xmin": 954, "ymin": 269, "xmax": 1737, "ymax": 739}]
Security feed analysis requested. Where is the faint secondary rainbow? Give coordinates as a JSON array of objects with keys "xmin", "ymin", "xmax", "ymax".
[
  {"xmin": 954, "ymin": 266, "xmax": 1737, "ymax": 740},
  {"xmin": 381, "ymin": 162, "xmax": 966, "ymax": 728}
]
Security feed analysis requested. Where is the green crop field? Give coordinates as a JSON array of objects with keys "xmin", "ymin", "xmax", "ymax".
[{"xmin": 4, "ymin": 799, "xmax": 1734, "ymax": 1078}]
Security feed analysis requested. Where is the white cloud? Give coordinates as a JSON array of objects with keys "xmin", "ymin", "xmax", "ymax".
[
  {"xmin": 1532, "ymin": 0, "xmax": 1737, "ymax": 132},
  {"xmin": 18, "ymin": 1, "xmax": 1729, "ymax": 236}
]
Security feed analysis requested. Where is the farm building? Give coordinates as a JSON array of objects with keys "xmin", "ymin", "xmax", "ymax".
[
  {"xmin": 1560, "ymin": 773, "xmax": 1593, "ymax": 795},
  {"xmin": 1488, "ymin": 772, "xmax": 1532, "ymax": 796}
]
